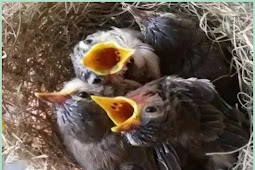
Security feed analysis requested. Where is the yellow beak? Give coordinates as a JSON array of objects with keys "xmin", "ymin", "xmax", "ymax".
[
  {"xmin": 81, "ymin": 42, "xmax": 135, "ymax": 75},
  {"xmin": 91, "ymin": 95, "xmax": 141, "ymax": 132}
]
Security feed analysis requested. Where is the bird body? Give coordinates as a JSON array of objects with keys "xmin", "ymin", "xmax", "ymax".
[
  {"xmin": 35, "ymin": 79, "xmax": 157, "ymax": 170},
  {"xmin": 63, "ymin": 129, "xmax": 157, "ymax": 170},
  {"xmin": 92, "ymin": 76, "xmax": 249, "ymax": 170},
  {"xmin": 127, "ymin": 6, "xmax": 240, "ymax": 106},
  {"xmin": 71, "ymin": 27, "xmax": 161, "ymax": 95}
]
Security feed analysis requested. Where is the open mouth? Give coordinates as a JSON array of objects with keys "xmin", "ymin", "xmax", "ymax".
[
  {"xmin": 81, "ymin": 42, "xmax": 135, "ymax": 75},
  {"xmin": 91, "ymin": 96, "xmax": 141, "ymax": 132}
]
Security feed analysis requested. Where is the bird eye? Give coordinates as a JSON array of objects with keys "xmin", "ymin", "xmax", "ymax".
[
  {"xmin": 84, "ymin": 39, "xmax": 92, "ymax": 44},
  {"xmin": 77, "ymin": 92, "xmax": 90, "ymax": 98},
  {"xmin": 145, "ymin": 106, "xmax": 158, "ymax": 113},
  {"xmin": 92, "ymin": 78, "xmax": 102, "ymax": 84}
]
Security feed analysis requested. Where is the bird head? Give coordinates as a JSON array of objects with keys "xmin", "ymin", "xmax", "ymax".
[
  {"xmin": 72, "ymin": 27, "xmax": 161, "ymax": 87},
  {"xmin": 126, "ymin": 6, "xmax": 154, "ymax": 34},
  {"xmin": 35, "ymin": 78, "xmax": 114, "ymax": 142},
  {"xmin": 127, "ymin": 5, "xmax": 180, "ymax": 51},
  {"xmin": 91, "ymin": 78, "xmax": 169, "ymax": 146}
]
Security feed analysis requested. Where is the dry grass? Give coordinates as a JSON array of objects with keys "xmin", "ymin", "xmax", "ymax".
[{"xmin": 2, "ymin": 2, "xmax": 253, "ymax": 170}]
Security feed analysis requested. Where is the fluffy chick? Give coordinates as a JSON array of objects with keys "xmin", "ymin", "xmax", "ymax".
[
  {"xmin": 92, "ymin": 76, "xmax": 249, "ymax": 170},
  {"xmin": 71, "ymin": 27, "xmax": 161, "ymax": 95},
  {"xmin": 35, "ymin": 78, "xmax": 158, "ymax": 170},
  {"xmin": 127, "ymin": 6, "xmax": 240, "ymax": 106}
]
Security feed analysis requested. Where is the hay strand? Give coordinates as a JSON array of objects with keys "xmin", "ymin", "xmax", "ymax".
[{"xmin": 2, "ymin": 2, "xmax": 253, "ymax": 170}]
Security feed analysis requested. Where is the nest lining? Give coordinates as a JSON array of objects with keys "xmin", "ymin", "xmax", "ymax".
[{"xmin": 2, "ymin": 2, "xmax": 253, "ymax": 170}]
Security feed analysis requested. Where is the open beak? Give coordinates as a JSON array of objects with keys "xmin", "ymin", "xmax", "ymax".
[
  {"xmin": 81, "ymin": 42, "xmax": 135, "ymax": 75},
  {"xmin": 35, "ymin": 91, "xmax": 72, "ymax": 104},
  {"xmin": 127, "ymin": 5, "xmax": 150, "ymax": 24},
  {"xmin": 91, "ymin": 95, "xmax": 142, "ymax": 133}
]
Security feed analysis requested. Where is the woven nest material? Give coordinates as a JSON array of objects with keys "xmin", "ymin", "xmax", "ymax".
[{"xmin": 2, "ymin": 2, "xmax": 253, "ymax": 170}]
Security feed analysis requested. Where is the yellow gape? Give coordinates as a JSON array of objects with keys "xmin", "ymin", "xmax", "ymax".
[
  {"xmin": 81, "ymin": 42, "xmax": 135, "ymax": 75},
  {"xmin": 91, "ymin": 96, "xmax": 142, "ymax": 133}
]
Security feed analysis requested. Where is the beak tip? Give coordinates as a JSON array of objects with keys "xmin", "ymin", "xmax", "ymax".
[
  {"xmin": 126, "ymin": 5, "xmax": 136, "ymax": 13},
  {"xmin": 80, "ymin": 59, "xmax": 85, "ymax": 65},
  {"xmin": 126, "ymin": 6, "xmax": 150, "ymax": 24},
  {"xmin": 34, "ymin": 92, "xmax": 40, "ymax": 98},
  {"xmin": 126, "ymin": 5, "xmax": 132, "ymax": 11},
  {"xmin": 91, "ymin": 95, "xmax": 99, "ymax": 101},
  {"xmin": 111, "ymin": 127, "xmax": 120, "ymax": 133},
  {"xmin": 91, "ymin": 95, "xmax": 105, "ymax": 105}
]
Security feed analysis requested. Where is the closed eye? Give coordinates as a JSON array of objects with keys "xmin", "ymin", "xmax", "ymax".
[{"xmin": 84, "ymin": 39, "xmax": 93, "ymax": 44}]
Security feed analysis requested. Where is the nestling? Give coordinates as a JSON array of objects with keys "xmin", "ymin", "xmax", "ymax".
[
  {"xmin": 92, "ymin": 76, "xmax": 249, "ymax": 170},
  {"xmin": 127, "ymin": 6, "xmax": 240, "ymax": 106},
  {"xmin": 35, "ymin": 79, "xmax": 158, "ymax": 170},
  {"xmin": 71, "ymin": 27, "xmax": 161, "ymax": 95}
]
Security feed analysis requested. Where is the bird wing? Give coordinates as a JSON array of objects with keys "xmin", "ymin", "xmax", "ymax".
[
  {"xmin": 154, "ymin": 142, "xmax": 181, "ymax": 170},
  {"xmin": 162, "ymin": 76, "xmax": 249, "ymax": 152},
  {"xmin": 163, "ymin": 76, "xmax": 248, "ymax": 123}
]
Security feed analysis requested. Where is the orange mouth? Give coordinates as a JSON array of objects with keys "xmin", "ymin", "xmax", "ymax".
[
  {"xmin": 81, "ymin": 42, "xmax": 135, "ymax": 75},
  {"xmin": 91, "ymin": 96, "xmax": 141, "ymax": 133}
]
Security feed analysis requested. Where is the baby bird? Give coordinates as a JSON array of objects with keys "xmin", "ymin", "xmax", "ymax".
[
  {"xmin": 71, "ymin": 27, "xmax": 161, "ymax": 95},
  {"xmin": 92, "ymin": 76, "xmax": 249, "ymax": 170},
  {"xmin": 127, "ymin": 6, "xmax": 240, "ymax": 106},
  {"xmin": 35, "ymin": 79, "xmax": 158, "ymax": 170}
]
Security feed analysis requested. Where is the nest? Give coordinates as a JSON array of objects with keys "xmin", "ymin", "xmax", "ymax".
[{"xmin": 2, "ymin": 2, "xmax": 253, "ymax": 170}]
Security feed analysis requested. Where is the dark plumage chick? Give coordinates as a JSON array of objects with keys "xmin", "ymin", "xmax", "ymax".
[
  {"xmin": 35, "ymin": 79, "xmax": 157, "ymax": 170},
  {"xmin": 71, "ymin": 27, "xmax": 160, "ymax": 95},
  {"xmin": 127, "ymin": 6, "xmax": 240, "ymax": 106},
  {"xmin": 92, "ymin": 76, "xmax": 249, "ymax": 170}
]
